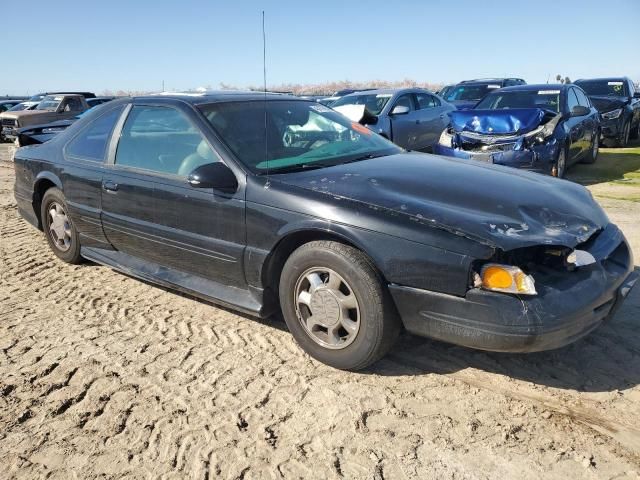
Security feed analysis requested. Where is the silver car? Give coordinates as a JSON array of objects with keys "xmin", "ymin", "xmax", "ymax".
[{"xmin": 332, "ymin": 88, "xmax": 455, "ymax": 151}]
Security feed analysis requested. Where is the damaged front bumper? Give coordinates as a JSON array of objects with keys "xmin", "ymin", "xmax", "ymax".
[
  {"xmin": 389, "ymin": 223, "xmax": 637, "ymax": 352},
  {"xmin": 433, "ymin": 138, "xmax": 559, "ymax": 174}
]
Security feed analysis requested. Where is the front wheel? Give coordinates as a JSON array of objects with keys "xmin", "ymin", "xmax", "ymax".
[
  {"xmin": 41, "ymin": 187, "xmax": 82, "ymax": 264},
  {"xmin": 279, "ymin": 241, "xmax": 400, "ymax": 370},
  {"xmin": 616, "ymin": 120, "xmax": 631, "ymax": 147}
]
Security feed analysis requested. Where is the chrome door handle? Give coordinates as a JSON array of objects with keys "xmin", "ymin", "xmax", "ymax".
[{"xmin": 103, "ymin": 180, "xmax": 119, "ymax": 192}]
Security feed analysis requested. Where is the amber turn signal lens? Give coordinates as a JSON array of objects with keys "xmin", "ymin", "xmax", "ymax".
[
  {"xmin": 479, "ymin": 263, "xmax": 537, "ymax": 296},
  {"xmin": 482, "ymin": 266, "xmax": 514, "ymax": 290}
]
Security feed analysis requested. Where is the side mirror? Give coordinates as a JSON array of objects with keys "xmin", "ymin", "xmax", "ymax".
[
  {"xmin": 390, "ymin": 105, "xmax": 410, "ymax": 116},
  {"xmin": 187, "ymin": 162, "xmax": 238, "ymax": 193},
  {"xmin": 571, "ymin": 105, "xmax": 590, "ymax": 117}
]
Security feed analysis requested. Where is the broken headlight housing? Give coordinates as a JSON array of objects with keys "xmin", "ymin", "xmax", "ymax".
[
  {"xmin": 475, "ymin": 263, "xmax": 537, "ymax": 296},
  {"xmin": 601, "ymin": 108, "xmax": 622, "ymax": 120}
]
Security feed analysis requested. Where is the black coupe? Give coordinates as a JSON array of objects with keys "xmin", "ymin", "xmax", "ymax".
[{"xmin": 13, "ymin": 93, "xmax": 637, "ymax": 370}]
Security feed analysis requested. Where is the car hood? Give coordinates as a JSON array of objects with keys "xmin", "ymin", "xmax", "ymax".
[
  {"xmin": 0, "ymin": 110, "xmax": 55, "ymax": 119},
  {"xmin": 278, "ymin": 153, "xmax": 607, "ymax": 251},
  {"xmin": 588, "ymin": 95, "xmax": 628, "ymax": 114},
  {"xmin": 450, "ymin": 108, "xmax": 546, "ymax": 135},
  {"xmin": 19, "ymin": 118, "xmax": 76, "ymax": 133},
  {"xmin": 450, "ymin": 100, "xmax": 478, "ymax": 110}
]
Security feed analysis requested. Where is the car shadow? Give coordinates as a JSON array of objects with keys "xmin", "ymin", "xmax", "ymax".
[
  {"xmin": 567, "ymin": 139, "xmax": 640, "ymax": 186},
  {"xmin": 87, "ymin": 262, "xmax": 639, "ymax": 393},
  {"xmin": 370, "ymin": 266, "xmax": 640, "ymax": 394}
]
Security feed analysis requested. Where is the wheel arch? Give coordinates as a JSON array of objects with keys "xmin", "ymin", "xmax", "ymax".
[
  {"xmin": 32, "ymin": 173, "xmax": 62, "ymax": 230},
  {"xmin": 261, "ymin": 227, "xmax": 387, "ymax": 301}
]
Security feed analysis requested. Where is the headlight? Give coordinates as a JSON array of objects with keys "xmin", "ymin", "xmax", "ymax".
[
  {"xmin": 478, "ymin": 263, "xmax": 537, "ymax": 296},
  {"xmin": 438, "ymin": 129, "xmax": 453, "ymax": 147},
  {"xmin": 602, "ymin": 108, "xmax": 622, "ymax": 120}
]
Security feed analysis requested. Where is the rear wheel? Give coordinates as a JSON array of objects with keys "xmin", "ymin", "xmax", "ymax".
[
  {"xmin": 279, "ymin": 241, "xmax": 400, "ymax": 370},
  {"xmin": 41, "ymin": 188, "xmax": 82, "ymax": 264},
  {"xmin": 580, "ymin": 132, "xmax": 599, "ymax": 164}
]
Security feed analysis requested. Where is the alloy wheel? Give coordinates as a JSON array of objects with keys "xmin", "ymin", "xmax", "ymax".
[
  {"xmin": 47, "ymin": 202, "xmax": 73, "ymax": 252},
  {"xmin": 294, "ymin": 267, "xmax": 360, "ymax": 349}
]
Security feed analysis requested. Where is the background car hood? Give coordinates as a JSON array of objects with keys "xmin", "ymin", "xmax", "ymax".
[
  {"xmin": 589, "ymin": 95, "xmax": 628, "ymax": 114},
  {"xmin": 449, "ymin": 100, "xmax": 478, "ymax": 110},
  {"xmin": 277, "ymin": 153, "xmax": 607, "ymax": 251},
  {"xmin": 450, "ymin": 108, "xmax": 546, "ymax": 135}
]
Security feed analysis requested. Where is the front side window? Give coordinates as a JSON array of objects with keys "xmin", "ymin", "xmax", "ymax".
[
  {"xmin": 574, "ymin": 88, "xmax": 591, "ymax": 108},
  {"xmin": 567, "ymin": 89, "xmax": 580, "ymax": 112},
  {"xmin": 199, "ymin": 100, "xmax": 400, "ymax": 174},
  {"xmin": 66, "ymin": 106, "xmax": 124, "ymax": 161},
  {"xmin": 115, "ymin": 106, "xmax": 217, "ymax": 176},
  {"xmin": 415, "ymin": 93, "xmax": 439, "ymax": 109}
]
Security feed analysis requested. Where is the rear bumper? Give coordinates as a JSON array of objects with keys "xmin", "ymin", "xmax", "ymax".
[{"xmin": 390, "ymin": 226, "xmax": 636, "ymax": 352}]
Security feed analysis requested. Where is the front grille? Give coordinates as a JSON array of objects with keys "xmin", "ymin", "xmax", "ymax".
[{"xmin": 1, "ymin": 118, "xmax": 16, "ymax": 127}]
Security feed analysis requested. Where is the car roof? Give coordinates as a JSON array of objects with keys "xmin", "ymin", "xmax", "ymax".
[
  {"xmin": 340, "ymin": 87, "xmax": 427, "ymax": 97},
  {"xmin": 574, "ymin": 77, "xmax": 629, "ymax": 83},
  {"xmin": 459, "ymin": 78, "xmax": 520, "ymax": 84},
  {"xmin": 494, "ymin": 84, "xmax": 569, "ymax": 93},
  {"xmin": 133, "ymin": 90, "xmax": 307, "ymax": 105}
]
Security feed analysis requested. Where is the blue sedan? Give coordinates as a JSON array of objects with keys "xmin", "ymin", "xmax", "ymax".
[{"xmin": 434, "ymin": 84, "xmax": 601, "ymax": 178}]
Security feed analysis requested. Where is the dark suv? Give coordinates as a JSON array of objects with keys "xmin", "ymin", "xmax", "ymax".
[
  {"xmin": 442, "ymin": 78, "xmax": 527, "ymax": 110},
  {"xmin": 575, "ymin": 77, "xmax": 640, "ymax": 147}
]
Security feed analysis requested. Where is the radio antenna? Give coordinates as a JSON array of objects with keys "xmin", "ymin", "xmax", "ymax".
[{"xmin": 262, "ymin": 10, "xmax": 270, "ymax": 182}]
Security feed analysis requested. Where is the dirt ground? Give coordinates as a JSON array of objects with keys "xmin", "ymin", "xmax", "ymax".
[{"xmin": 1, "ymin": 143, "xmax": 640, "ymax": 479}]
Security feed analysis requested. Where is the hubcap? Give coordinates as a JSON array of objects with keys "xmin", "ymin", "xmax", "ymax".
[
  {"xmin": 294, "ymin": 267, "xmax": 360, "ymax": 349},
  {"xmin": 47, "ymin": 202, "xmax": 72, "ymax": 252}
]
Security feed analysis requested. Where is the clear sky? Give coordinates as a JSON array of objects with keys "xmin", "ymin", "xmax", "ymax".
[{"xmin": 3, "ymin": 0, "xmax": 639, "ymax": 95}]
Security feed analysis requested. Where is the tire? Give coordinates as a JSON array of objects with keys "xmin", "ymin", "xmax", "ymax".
[
  {"xmin": 551, "ymin": 145, "xmax": 568, "ymax": 178},
  {"xmin": 279, "ymin": 240, "xmax": 400, "ymax": 370},
  {"xmin": 580, "ymin": 131, "xmax": 599, "ymax": 164},
  {"xmin": 631, "ymin": 119, "xmax": 640, "ymax": 140},
  {"xmin": 40, "ymin": 187, "xmax": 82, "ymax": 264},
  {"xmin": 615, "ymin": 120, "xmax": 631, "ymax": 147}
]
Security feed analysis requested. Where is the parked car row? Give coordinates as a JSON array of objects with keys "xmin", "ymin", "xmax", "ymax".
[
  {"xmin": 0, "ymin": 91, "xmax": 114, "ymax": 145},
  {"xmin": 325, "ymin": 75, "xmax": 639, "ymax": 178}
]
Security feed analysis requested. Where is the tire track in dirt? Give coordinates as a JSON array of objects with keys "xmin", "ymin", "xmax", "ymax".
[{"xmin": 1, "ymin": 151, "xmax": 639, "ymax": 479}]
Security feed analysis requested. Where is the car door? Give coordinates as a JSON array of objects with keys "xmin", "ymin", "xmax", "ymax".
[
  {"xmin": 564, "ymin": 88, "xmax": 583, "ymax": 162},
  {"xmin": 574, "ymin": 87, "xmax": 597, "ymax": 159},
  {"xmin": 61, "ymin": 104, "xmax": 127, "ymax": 249},
  {"xmin": 101, "ymin": 103, "xmax": 246, "ymax": 287},
  {"xmin": 414, "ymin": 92, "xmax": 449, "ymax": 151},
  {"xmin": 387, "ymin": 93, "xmax": 420, "ymax": 150},
  {"xmin": 58, "ymin": 97, "xmax": 85, "ymax": 121}
]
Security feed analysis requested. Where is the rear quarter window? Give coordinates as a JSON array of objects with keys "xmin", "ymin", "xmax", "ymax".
[{"xmin": 66, "ymin": 106, "xmax": 124, "ymax": 162}]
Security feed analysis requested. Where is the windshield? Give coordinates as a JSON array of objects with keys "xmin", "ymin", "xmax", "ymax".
[
  {"xmin": 476, "ymin": 89, "xmax": 561, "ymax": 113},
  {"xmin": 331, "ymin": 93, "xmax": 393, "ymax": 115},
  {"xmin": 36, "ymin": 95, "xmax": 63, "ymax": 112},
  {"xmin": 439, "ymin": 86, "xmax": 454, "ymax": 99},
  {"xmin": 199, "ymin": 100, "xmax": 400, "ymax": 174},
  {"xmin": 576, "ymin": 80, "xmax": 628, "ymax": 97},
  {"xmin": 8, "ymin": 103, "xmax": 28, "ymax": 112},
  {"xmin": 28, "ymin": 94, "xmax": 46, "ymax": 102},
  {"xmin": 446, "ymin": 84, "xmax": 501, "ymax": 102}
]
